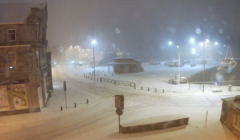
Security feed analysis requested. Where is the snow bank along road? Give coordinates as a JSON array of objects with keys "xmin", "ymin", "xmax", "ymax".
[{"xmin": 0, "ymin": 62, "xmax": 238, "ymax": 140}]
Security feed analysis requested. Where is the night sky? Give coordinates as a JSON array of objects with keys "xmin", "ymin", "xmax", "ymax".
[{"xmin": 1, "ymin": 0, "xmax": 240, "ymax": 60}]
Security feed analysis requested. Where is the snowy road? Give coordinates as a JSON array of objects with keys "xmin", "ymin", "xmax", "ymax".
[{"xmin": 0, "ymin": 60, "xmax": 238, "ymax": 140}]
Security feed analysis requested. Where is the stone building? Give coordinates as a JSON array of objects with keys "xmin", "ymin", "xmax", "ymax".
[
  {"xmin": 0, "ymin": 2, "xmax": 53, "ymax": 115},
  {"xmin": 108, "ymin": 57, "xmax": 143, "ymax": 73},
  {"xmin": 220, "ymin": 95, "xmax": 240, "ymax": 138}
]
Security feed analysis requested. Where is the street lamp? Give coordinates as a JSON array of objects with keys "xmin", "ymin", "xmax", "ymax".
[
  {"xmin": 92, "ymin": 40, "xmax": 96, "ymax": 77},
  {"xmin": 177, "ymin": 44, "xmax": 180, "ymax": 84},
  {"xmin": 192, "ymin": 48, "xmax": 195, "ymax": 64},
  {"xmin": 190, "ymin": 38, "xmax": 195, "ymax": 43},
  {"xmin": 203, "ymin": 39, "xmax": 209, "ymax": 92},
  {"xmin": 168, "ymin": 41, "xmax": 172, "ymax": 45}
]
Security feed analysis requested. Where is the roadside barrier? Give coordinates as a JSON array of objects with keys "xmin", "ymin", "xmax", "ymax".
[
  {"xmin": 83, "ymin": 73, "xmax": 165, "ymax": 93},
  {"xmin": 100, "ymin": 77, "xmax": 136, "ymax": 88},
  {"xmin": 188, "ymin": 80, "xmax": 240, "ymax": 90}
]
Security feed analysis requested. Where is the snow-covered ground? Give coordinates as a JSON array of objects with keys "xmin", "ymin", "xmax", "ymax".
[{"xmin": 0, "ymin": 59, "xmax": 238, "ymax": 140}]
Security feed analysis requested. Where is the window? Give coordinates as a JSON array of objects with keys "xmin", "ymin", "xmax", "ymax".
[
  {"xmin": 8, "ymin": 53, "xmax": 15, "ymax": 61},
  {"xmin": 36, "ymin": 51, "xmax": 39, "ymax": 68},
  {"xmin": 8, "ymin": 30, "xmax": 16, "ymax": 41},
  {"xmin": 234, "ymin": 114, "xmax": 240, "ymax": 131},
  {"xmin": 8, "ymin": 53, "xmax": 16, "ymax": 71},
  {"xmin": 42, "ymin": 51, "xmax": 46, "ymax": 58},
  {"xmin": 36, "ymin": 23, "xmax": 39, "ymax": 41}
]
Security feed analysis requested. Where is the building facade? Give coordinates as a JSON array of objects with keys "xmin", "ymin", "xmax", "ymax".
[
  {"xmin": 220, "ymin": 96, "xmax": 240, "ymax": 138},
  {"xmin": 0, "ymin": 2, "xmax": 53, "ymax": 115},
  {"xmin": 108, "ymin": 57, "xmax": 144, "ymax": 73}
]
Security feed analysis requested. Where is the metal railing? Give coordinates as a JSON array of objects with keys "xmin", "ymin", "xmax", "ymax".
[{"xmin": 188, "ymin": 80, "xmax": 240, "ymax": 90}]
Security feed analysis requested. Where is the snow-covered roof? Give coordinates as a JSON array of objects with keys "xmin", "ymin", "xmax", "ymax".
[
  {"xmin": 108, "ymin": 62, "xmax": 136, "ymax": 65},
  {"xmin": 0, "ymin": 2, "xmax": 46, "ymax": 23},
  {"xmin": 114, "ymin": 57, "xmax": 135, "ymax": 60}
]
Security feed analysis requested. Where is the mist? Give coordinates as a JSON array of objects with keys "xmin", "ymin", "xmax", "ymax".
[{"xmin": 1, "ymin": 0, "xmax": 240, "ymax": 61}]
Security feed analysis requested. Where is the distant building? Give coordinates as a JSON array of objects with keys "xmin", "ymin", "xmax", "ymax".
[
  {"xmin": 0, "ymin": 2, "xmax": 53, "ymax": 115},
  {"xmin": 108, "ymin": 57, "xmax": 144, "ymax": 73},
  {"xmin": 220, "ymin": 95, "xmax": 240, "ymax": 138}
]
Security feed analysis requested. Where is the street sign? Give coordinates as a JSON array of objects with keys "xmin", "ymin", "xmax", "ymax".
[{"xmin": 115, "ymin": 95, "xmax": 124, "ymax": 109}]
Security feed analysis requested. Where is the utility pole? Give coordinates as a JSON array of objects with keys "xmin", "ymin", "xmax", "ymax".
[{"xmin": 203, "ymin": 42, "xmax": 206, "ymax": 92}]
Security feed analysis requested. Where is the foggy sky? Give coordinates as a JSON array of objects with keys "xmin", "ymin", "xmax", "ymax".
[{"xmin": 1, "ymin": 0, "xmax": 240, "ymax": 60}]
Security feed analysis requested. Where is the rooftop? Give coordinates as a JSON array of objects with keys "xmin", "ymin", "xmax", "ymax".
[
  {"xmin": 222, "ymin": 96, "xmax": 240, "ymax": 110},
  {"xmin": 114, "ymin": 57, "xmax": 135, "ymax": 60}
]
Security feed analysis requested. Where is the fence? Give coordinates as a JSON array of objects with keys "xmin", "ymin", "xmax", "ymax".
[
  {"xmin": 188, "ymin": 80, "xmax": 240, "ymax": 90},
  {"xmin": 83, "ymin": 74, "xmax": 136, "ymax": 88}
]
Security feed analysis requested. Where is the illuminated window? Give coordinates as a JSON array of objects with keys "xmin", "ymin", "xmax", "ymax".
[
  {"xmin": 234, "ymin": 114, "xmax": 240, "ymax": 131},
  {"xmin": 8, "ymin": 53, "xmax": 15, "ymax": 61},
  {"xmin": 8, "ymin": 30, "xmax": 16, "ymax": 41},
  {"xmin": 9, "ymin": 66, "xmax": 15, "ymax": 71}
]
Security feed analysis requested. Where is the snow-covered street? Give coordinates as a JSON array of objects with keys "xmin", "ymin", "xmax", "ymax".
[{"xmin": 0, "ymin": 60, "xmax": 238, "ymax": 140}]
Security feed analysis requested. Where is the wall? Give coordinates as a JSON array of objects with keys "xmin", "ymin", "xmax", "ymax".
[{"xmin": 220, "ymin": 101, "xmax": 240, "ymax": 138}]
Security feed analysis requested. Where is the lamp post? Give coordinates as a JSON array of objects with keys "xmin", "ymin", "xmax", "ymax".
[
  {"xmin": 177, "ymin": 44, "xmax": 180, "ymax": 84},
  {"xmin": 92, "ymin": 40, "xmax": 96, "ymax": 77},
  {"xmin": 215, "ymin": 42, "xmax": 218, "ymax": 61},
  {"xmin": 203, "ymin": 39, "xmax": 209, "ymax": 92},
  {"xmin": 192, "ymin": 48, "xmax": 195, "ymax": 64}
]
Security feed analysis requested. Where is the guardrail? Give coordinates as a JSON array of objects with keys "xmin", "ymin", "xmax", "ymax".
[
  {"xmin": 83, "ymin": 74, "xmax": 166, "ymax": 93},
  {"xmin": 83, "ymin": 74, "xmax": 136, "ymax": 88},
  {"xmin": 100, "ymin": 77, "xmax": 136, "ymax": 88},
  {"xmin": 188, "ymin": 80, "xmax": 240, "ymax": 90}
]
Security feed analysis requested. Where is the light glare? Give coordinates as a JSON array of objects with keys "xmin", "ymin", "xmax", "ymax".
[
  {"xmin": 190, "ymin": 38, "xmax": 195, "ymax": 43},
  {"xmin": 92, "ymin": 40, "xmax": 96, "ymax": 45}
]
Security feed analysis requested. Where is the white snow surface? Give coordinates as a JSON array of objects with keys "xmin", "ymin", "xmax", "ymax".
[{"xmin": 0, "ymin": 60, "xmax": 238, "ymax": 140}]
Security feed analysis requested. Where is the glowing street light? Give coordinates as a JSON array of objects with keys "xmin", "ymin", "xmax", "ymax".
[
  {"xmin": 168, "ymin": 41, "xmax": 172, "ymax": 45},
  {"xmin": 92, "ymin": 40, "xmax": 96, "ymax": 45},
  {"xmin": 215, "ymin": 42, "xmax": 218, "ymax": 46},
  {"xmin": 190, "ymin": 38, "xmax": 195, "ymax": 43}
]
